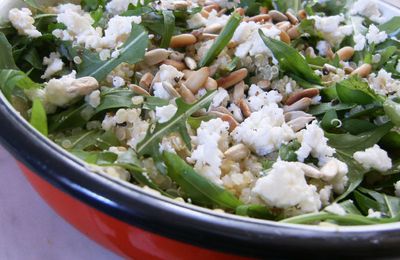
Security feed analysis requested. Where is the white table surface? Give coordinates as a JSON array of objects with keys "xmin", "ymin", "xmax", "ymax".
[{"xmin": 0, "ymin": 145, "xmax": 122, "ymax": 260}]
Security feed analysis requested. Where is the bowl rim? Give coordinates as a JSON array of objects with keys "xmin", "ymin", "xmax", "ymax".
[{"xmin": 1, "ymin": 1, "xmax": 400, "ymax": 257}]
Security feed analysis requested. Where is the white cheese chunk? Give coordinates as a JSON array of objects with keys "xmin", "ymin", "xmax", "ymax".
[
  {"xmin": 366, "ymin": 24, "xmax": 388, "ymax": 45},
  {"xmin": 324, "ymin": 203, "xmax": 346, "ymax": 216},
  {"xmin": 155, "ymin": 104, "xmax": 177, "ymax": 123},
  {"xmin": 42, "ymin": 52, "xmax": 64, "ymax": 79},
  {"xmin": 353, "ymin": 144, "xmax": 392, "ymax": 172},
  {"xmin": 252, "ymin": 161, "xmax": 321, "ymax": 214},
  {"xmin": 8, "ymin": 8, "xmax": 42, "ymax": 38}
]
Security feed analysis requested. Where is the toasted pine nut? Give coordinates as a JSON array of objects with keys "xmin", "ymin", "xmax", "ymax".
[
  {"xmin": 351, "ymin": 64, "xmax": 372, "ymax": 78},
  {"xmin": 305, "ymin": 47, "xmax": 316, "ymax": 58},
  {"xmin": 280, "ymin": 31, "xmax": 291, "ymax": 44},
  {"xmin": 184, "ymin": 57, "xmax": 197, "ymax": 70},
  {"xmin": 129, "ymin": 84, "xmax": 150, "ymax": 96},
  {"xmin": 285, "ymin": 88, "xmax": 320, "ymax": 106},
  {"xmin": 233, "ymin": 81, "xmax": 245, "ymax": 104},
  {"xmin": 179, "ymin": 83, "xmax": 197, "ymax": 104},
  {"xmin": 336, "ymin": 46, "xmax": 355, "ymax": 61},
  {"xmin": 183, "ymin": 69, "xmax": 195, "ymax": 79},
  {"xmin": 343, "ymin": 66, "xmax": 354, "ymax": 74},
  {"xmin": 209, "ymin": 111, "xmax": 239, "ymax": 132},
  {"xmin": 162, "ymin": 82, "xmax": 181, "ymax": 98},
  {"xmin": 259, "ymin": 6, "xmax": 268, "ymax": 14},
  {"xmin": 204, "ymin": 77, "xmax": 218, "ymax": 91},
  {"xmin": 170, "ymin": 51, "xmax": 185, "ymax": 61},
  {"xmin": 200, "ymin": 9, "xmax": 210, "ymax": 18},
  {"xmin": 246, "ymin": 14, "xmax": 271, "ymax": 23},
  {"xmin": 185, "ymin": 67, "xmax": 210, "ymax": 94},
  {"xmin": 139, "ymin": 72, "xmax": 154, "ymax": 91},
  {"xmin": 296, "ymin": 163, "xmax": 321, "ymax": 179},
  {"xmin": 204, "ymin": 23, "xmax": 223, "ymax": 33},
  {"xmin": 163, "ymin": 59, "xmax": 187, "ymax": 71},
  {"xmin": 283, "ymin": 97, "xmax": 313, "ymax": 112},
  {"xmin": 238, "ymin": 99, "xmax": 251, "ymax": 118},
  {"xmin": 258, "ymin": 80, "xmax": 271, "ymax": 90},
  {"xmin": 170, "ymin": 34, "xmax": 197, "ymax": 48},
  {"xmin": 269, "ymin": 10, "xmax": 288, "ymax": 23},
  {"xmin": 284, "ymin": 111, "xmax": 313, "ymax": 122},
  {"xmin": 298, "ymin": 10, "xmax": 307, "ymax": 20},
  {"xmin": 69, "ymin": 77, "xmax": 99, "ymax": 95},
  {"xmin": 199, "ymin": 33, "xmax": 219, "ymax": 41},
  {"xmin": 204, "ymin": 3, "xmax": 220, "ymax": 12},
  {"xmin": 287, "ymin": 116, "xmax": 315, "ymax": 132},
  {"xmin": 326, "ymin": 47, "xmax": 335, "ymax": 59},
  {"xmin": 217, "ymin": 8, "xmax": 227, "ymax": 16},
  {"xmin": 287, "ymin": 26, "xmax": 300, "ymax": 39},
  {"xmin": 236, "ymin": 7, "xmax": 245, "ymax": 16},
  {"xmin": 212, "ymin": 106, "xmax": 231, "ymax": 115},
  {"xmin": 286, "ymin": 11, "xmax": 299, "ymax": 24},
  {"xmin": 224, "ymin": 144, "xmax": 250, "ymax": 161},
  {"xmin": 144, "ymin": 48, "xmax": 171, "ymax": 66},
  {"xmin": 276, "ymin": 21, "xmax": 291, "ymax": 32},
  {"xmin": 217, "ymin": 68, "xmax": 248, "ymax": 89}
]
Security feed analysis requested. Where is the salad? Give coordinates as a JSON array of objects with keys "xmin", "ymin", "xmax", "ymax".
[{"xmin": 1, "ymin": 0, "xmax": 400, "ymax": 226}]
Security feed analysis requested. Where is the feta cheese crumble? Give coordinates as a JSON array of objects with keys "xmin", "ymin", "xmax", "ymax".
[
  {"xmin": 253, "ymin": 161, "xmax": 321, "ymax": 214},
  {"xmin": 8, "ymin": 8, "xmax": 42, "ymax": 38},
  {"xmin": 324, "ymin": 203, "xmax": 346, "ymax": 216},
  {"xmin": 232, "ymin": 104, "xmax": 295, "ymax": 156},
  {"xmin": 42, "ymin": 52, "xmax": 64, "ymax": 79},
  {"xmin": 155, "ymin": 104, "xmax": 178, "ymax": 123},
  {"xmin": 85, "ymin": 90, "xmax": 101, "ymax": 108},
  {"xmin": 353, "ymin": 144, "xmax": 392, "ymax": 172},
  {"xmin": 188, "ymin": 118, "xmax": 230, "ymax": 185},
  {"xmin": 366, "ymin": 25, "xmax": 388, "ymax": 45},
  {"xmin": 296, "ymin": 121, "xmax": 335, "ymax": 165}
]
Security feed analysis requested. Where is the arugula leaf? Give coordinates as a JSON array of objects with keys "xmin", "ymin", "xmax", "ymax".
[
  {"xmin": 75, "ymin": 25, "xmax": 148, "ymax": 81},
  {"xmin": 336, "ymin": 76, "xmax": 383, "ymax": 105},
  {"xmin": 0, "ymin": 32, "xmax": 18, "ymax": 70},
  {"xmin": 354, "ymin": 190, "xmax": 380, "ymax": 215},
  {"xmin": 308, "ymin": 102, "xmax": 355, "ymax": 116},
  {"xmin": 49, "ymin": 103, "xmax": 94, "ymax": 132},
  {"xmin": 163, "ymin": 152, "xmax": 242, "ymax": 209},
  {"xmin": 383, "ymin": 99, "xmax": 400, "ymax": 126},
  {"xmin": 340, "ymin": 200, "xmax": 362, "ymax": 215},
  {"xmin": 334, "ymin": 152, "xmax": 366, "ymax": 202},
  {"xmin": 236, "ymin": 204, "xmax": 275, "ymax": 220},
  {"xmin": 23, "ymin": 0, "xmax": 41, "ymax": 9},
  {"xmin": 373, "ymin": 46, "xmax": 397, "ymax": 70},
  {"xmin": 259, "ymin": 30, "xmax": 321, "ymax": 85},
  {"xmin": 279, "ymin": 140, "xmax": 300, "ymax": 161},
  {"xmin": 358, "ymin": 188, "xmax": 400, "ymax": 218},
  {"xmin": 30, "ymin": 99, "xmax": 48, "ymax": 136},
  {"xmin": 160, "ymin": 10, "xmax": 175, "ymax": 48},
  {"xmin": 378, "ymin": 16, "xmax": 400, "ymax": 38},
  {"xmin": 326, "ymin": 122, "xmax": 393, "ymax": 156},
  {"xmin": 198, "ymin": 13, "xmax": 242, "ymax": 67},
  {"xmin": 94, "ymin": 88, "xmax": 139, "ymax": 113},
  {"xmin": 137, "ymin": 91, "xmax": 216, "ymax": 173},
  {"xmin": 0, "ymin": 70, "xmax": 42, "ymax": 101},
  {"xmin": 280, "ymin": 211, "xmax": 399, "ymax": 225},
  {"xmin": 72, "ymin": 150, "xmax": 118, "ymax": 165}
]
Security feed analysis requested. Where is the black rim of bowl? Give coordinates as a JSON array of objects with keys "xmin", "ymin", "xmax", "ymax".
[{"xmin": 1, "ymin": 95, "xmax": 400, "ymax": 258}]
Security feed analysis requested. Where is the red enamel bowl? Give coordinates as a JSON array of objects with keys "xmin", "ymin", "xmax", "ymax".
[{"xmin": 3, "ymin": 80, "xmax": 400, "ymax": 259}]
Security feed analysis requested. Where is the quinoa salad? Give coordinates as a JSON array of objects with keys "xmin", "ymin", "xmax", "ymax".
[{"xmin": 1, "ymin": 0, "xmax": 400, "ymax": 225}]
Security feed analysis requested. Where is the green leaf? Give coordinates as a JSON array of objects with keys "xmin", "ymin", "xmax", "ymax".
[
  {"xmin": 326, "ymin": 122, "xmax": 393, "ymax": 156},
  {"xmin": 354, "ymin": 190, "xmax": 380, "ymax": 215},
  {"xmin": 160, "ymin": 10, "xmax": 175, "ymax": 48},
  {"xmin": 384, "ymin": 99, "xmax": 400, "ymax": 126},
  {"xmin": 94, "ymin": 88, "xmax": 138, "ymax": 113},
  {"xmin": 373, "ymin": 46, "xmax": 397, "ymax": 70},
  {"xmin": 280, "ymin": 211, "xmax": 399, "ymax": 225},
  {"xmin": 342, "ymin": 119, "xmax": 377, "ymax": 135},
  {"xmin": 334, "ymin": 152, "xmax": 366, "ymax": 202},
  {"xmin": 71, "ymin": 150, "xmax": 118, "ymax": 165},
  {"xmin": 308, "ymin": 102, "xmax": 355, "ymax": 116},
  {"xmin": 0, "ymin": 32, "xmax": 18, "ymax": 70},
  {"xmin": 259, "ymin": 30, "xmax": 321, "ymax": 85},
  {"xmin": 378, "ymin": 16, "xmax": 400, "ymax": 38},
  {"xmin": 187, "ymin": 115, "xmax": 214, "ymax": 130},
  {"xmin": 163, "ymin": 152, "xmax": 242, "ymax": 209},
  {"xmin": 340, "ymin": 200, "xmax": 362, "ymax": 215},
  {"xmin": 30, "ymin": 99, "xmax": 48, "ymax": 136},
  {"xmin": 0, "ymin": 69, "xmax": 42, "ymax": 101},
  {"xmin": 278, "ymin": 140, "xmax": 300, "ymax": 161},
  {"xmin": 137, "ymin": 91, "xmax": 216, "ymax": 173},
  {"xmin": 48, "ymin": 103, "xmax": 94, "ymax": 132},
  {"xmin": 23, "ymin": 0, "xmax": 41, "ymax": 9},
  {"xmin": 320, "ymin": 109, "xmax": 338, "ymax": 131},
  {"xmin": 358, "ymin": 188, "xmax": 400, "ymax": 218},
  {"xmin": 198, "ymin": 13, "xmax": 242, "ymax": 67},
  {"xmin": 336, "ymin": 76, "xmax": 383, "ymax": 105},
  {"xmin": 75, "ymin": 25, "xmax": 148, "ymax": 81},
  {"xmin": 236, "ymin": 204, "xmax": 275, "ymax": 220}
]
